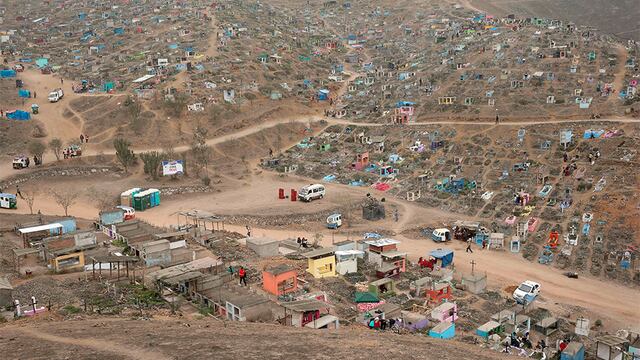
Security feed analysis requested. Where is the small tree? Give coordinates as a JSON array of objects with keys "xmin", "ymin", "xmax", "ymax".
[
  {"xmin": 49, "ymin": 138, "xmax": 63, "ymax": 161},
  {"xmin": 22, "ymin": 189, "xmax": 37, "ymax": 214},
  {"xmin": 163, "ymin": 94, "xmax": 188, "ymax": 118},
  {"xmin": 28, "ymin": 140, "xmax": 46, "ymax": 164},
  {"xmin": 52, "ymin": 189, "xmax": 79, "ymax": 216},
  {"xmin": 113, "ymin": 138, "xmax": 136, "ymax": 173},
  {"xmin": 140, "ymin": 151, "xmax": 163, "ymax": 180},
  {"xmin": 190, "ymin": 126, "xmax": 211, "ymax": 176},
  {"xmin": 86, "ymin": 186, "xmax": 115, "ymax": 210},
  {"xmin": 125, "ymin": 96, "xmax": 144, "ymax": 134}
]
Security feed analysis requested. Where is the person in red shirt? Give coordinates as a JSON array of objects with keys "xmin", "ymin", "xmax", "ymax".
[{"xmin": 238, "ymin": 266, "xmax": 247, "ymax": 286}]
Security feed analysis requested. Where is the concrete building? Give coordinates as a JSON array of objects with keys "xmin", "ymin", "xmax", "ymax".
[
  {"xmin": 262, "ymin": 265, "xmax": 298, "ymax": 296},
  {"xmin": 246, "ymin": 237, "xmax": 280, "ymax": 257},
  {"xmin": 304, "ymin": 248, "xmax": 336, "ymax": 278},
  {"xmin": 0, "ymin": 277, "xmax": 13, "ymax": 308},
  {"xmin": 335, "ymin": 250, "xmax": 363, "ymax": 274}
]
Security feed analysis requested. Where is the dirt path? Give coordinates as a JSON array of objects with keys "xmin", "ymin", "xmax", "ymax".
[
  {"xmin": 15, "ymin": 326, "xmax": 173, "ymax": 360},
  {"xmin": 608, "ymin": 44, "xmax": 628, "ymax": 103}
]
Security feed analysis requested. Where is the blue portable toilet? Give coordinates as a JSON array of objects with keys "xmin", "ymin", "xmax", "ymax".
[
  {"xmin": 19, "ymin": 89, "xmax": 31, "ymax": 98},
  {"xmin": 429, "ymin": 321, "xmax": 455, "ymax": 339},
  {"xmin": 430, "ymin": 248, "xmax": 454, "ymax": 268},
  {"xmin": 149, "ymin": 189, "xmax": 160, "ymax": 207},
  {"xmin": 560, "ymin": 342, "xmax": 585, "ymax": 360},
  {"xmin": 318, "ymin": 89, "xmax": 330, "ymax": 101}
]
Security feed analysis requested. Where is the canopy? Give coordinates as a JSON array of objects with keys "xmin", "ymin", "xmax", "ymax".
[
  {"xmin": 354, "ymin": 291, "xmax": 379, "ymax": 303},
  {"xmin": 430, "ymin": 248, "xmax": 454, "ymax": 267},
  {"xmin": 18, "ymin": 223, "xmax": 63, "ymax": 234}
]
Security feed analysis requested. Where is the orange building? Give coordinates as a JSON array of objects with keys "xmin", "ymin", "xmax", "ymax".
[{"xmin": 263, "ymin": 265, "xmax": 298, "ymax": 296}]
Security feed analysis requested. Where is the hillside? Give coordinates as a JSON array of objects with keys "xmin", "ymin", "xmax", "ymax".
[
  {"xmin": 469, "ymin": 0, "xmax": 640, "ymax": 41},
  {"xmin": 0, "ymin": 317, "xmax": 508, "ymax": 360}
]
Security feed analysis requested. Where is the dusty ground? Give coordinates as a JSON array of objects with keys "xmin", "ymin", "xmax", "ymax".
[
  {"xmin": 1, "ymin": 2, "xmax": 639, "ymax": 356},
  {"xmin": 0, "ymin": 317, "xmax": 510, "ymax": 360}
]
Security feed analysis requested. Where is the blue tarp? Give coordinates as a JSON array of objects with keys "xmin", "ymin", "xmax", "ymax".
[
  {"xmin": 430, "ymin": 248, "xmax": 454, "ymax": 267},
  {"xmin": 583, "ymin": 129, "xmax": 604, "ymax": 139},
  {"xmin": 18, "ymin": 89, "xmax": 31, "ymax": 98},
  {"xmin": 6, "ymin": 110, "xmax": 31, "ymax": 120},
  {"xmin": 114, "ymin": 27, "xmax": 125, "ymax": 35},
  {"xmin": 318, "ymin": 89, "xmax": 330, "ymax": 100},
  {"xmin": 35, "ymin": 58, "xmax": 49, "ymax": 68},
  {"xmin": 396, "ymin": 101, "xmax": 415, "ymax": 108},
  {"xmin": 0, "ymin": 69, "xmax": 16, "ymax": 78}
]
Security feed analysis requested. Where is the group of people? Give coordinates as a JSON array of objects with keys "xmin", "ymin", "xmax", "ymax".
[
  {"xmin": 296, "ymin": 237, "xmax": 310, "ymax": 248},
  {"xmin": 367, "ymin": 316, "xmax": 402, "ymax": 331},
  {"xmin": 229, "ymin": 265, "xmax": 248, "ymax": 286},
  {"xmin": 79, "ymin": 134, "xmax": 90, "ymax": 143},
  {"xmin": 502, "ymin": 331, "xmax": 534, "ymax": 353},
  {"xmin": 417, "ymin": 256, "xmax": 436, "ymax": 270}
]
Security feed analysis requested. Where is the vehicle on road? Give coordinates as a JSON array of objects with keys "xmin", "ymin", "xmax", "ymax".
[
  {"xmin": 0, "ymin": 193, "xmax": 17, "ymax": 209},
  {"xmin": 12, "ymin": 155, "xmax": 30, "ymax": 169},
  {"xmin": 513, "ymin": 280, "xmax": 541, "ymax": 304},
  {"xmin": 116, "ymin": 205, "xmax": 136, "ymax": 220},
  {"xmin": 432, "ymin": 228, "xmax": 451, "ymax": 242},
  {"xmin": 48, "ymin": 88, "xmax": 64, "ymax": 102},
  {"xmin": 298, "ymin": 184, "xmax": 325, "ymax": 202}
]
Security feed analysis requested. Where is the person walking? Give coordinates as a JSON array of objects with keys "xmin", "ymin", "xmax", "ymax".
[
  {"xmin": 466, "ymin": 238, "xmax": 473, "ymax": 253},
  {"xmin": 80, "ymin": 134, "xmax": 85, "ymax": 143},
  {"xmin": 33, "ymin": 91, "xmax": 36, "ymax": 99},
  {"xmin": 246, "ymin": 225, "xmax": 251, "ymax": 237},
  {"xmin": 85, "ymin": 134, "xmax": 89, "ymax": 143},
  {"xmin": 238, "ymin": 266, "xmax": 247, "ymax": 286}
]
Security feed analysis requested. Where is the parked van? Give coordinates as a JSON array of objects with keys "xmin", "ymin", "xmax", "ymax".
[
  {"xmin": 116, "ymin": 205, "xmax": 136, "ymax": 220},
  {"xmin": 432, "ymin": 228, "xmax": 451, "ymax": 242},
  {"xmin": 298, "ymin": 184, "xmax": 325, "ymax": 202}
]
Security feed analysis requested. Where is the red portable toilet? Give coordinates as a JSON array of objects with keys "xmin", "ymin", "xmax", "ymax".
[
  {"xmin": 291, "ymin": 189, "xmax": 297, "ymax": 201},
  {"xmin": 278, "ymin": 188, "xmax": 285, "ymax": 199}
]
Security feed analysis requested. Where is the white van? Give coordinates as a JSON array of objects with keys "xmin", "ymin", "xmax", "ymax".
[
  {"xmin": 298, "ymin": 184, "xmax": 325, "ymax": 202},
  {"xmin": 432, "ymin": 228, "xmax": 451, "ymax": 242}
]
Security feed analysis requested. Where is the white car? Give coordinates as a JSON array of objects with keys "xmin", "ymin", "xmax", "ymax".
[
  {"xmin": 116, "ymin": 205, "xmax": 135, "ymax": 220},
  {"xmin": 513, "ymin": 280, "xmax": 541, "ymax": 304}
]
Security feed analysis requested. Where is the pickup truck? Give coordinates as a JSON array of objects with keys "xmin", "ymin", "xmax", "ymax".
[{"xmin": 48, "ymin": 88, "xmax": 64, "ymax": 102}]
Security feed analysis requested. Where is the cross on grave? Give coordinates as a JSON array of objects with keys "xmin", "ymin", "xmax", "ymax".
[{"xmin": 470, "ymin": 260, "xmax": 477, "ymax": 274}]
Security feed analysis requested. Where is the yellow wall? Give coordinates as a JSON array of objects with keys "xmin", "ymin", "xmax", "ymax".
[
  {"xmin": 52, "ymin": 251, "xmax": 85, "ymax": 272},
  {"xmin": 307, "ymin": 256, "xmax": 336, "ymax": 278}
]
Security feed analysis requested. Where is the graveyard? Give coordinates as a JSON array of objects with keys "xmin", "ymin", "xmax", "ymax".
[{"xmin": 0, "ymin": 0, "xmax": 639, "ymax": 359}]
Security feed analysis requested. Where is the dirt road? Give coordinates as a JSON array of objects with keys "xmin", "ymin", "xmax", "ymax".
[{"xmin": 13, "ymin": 326, "xmax": 172, "ymax": 360}]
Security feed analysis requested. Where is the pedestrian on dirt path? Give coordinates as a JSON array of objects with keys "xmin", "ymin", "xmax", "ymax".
[
  {"xmin": 33, "ymin": 91, "xmax": 36, "ymax": 99},
  {"xmin": 60, "ymin": 78, "xmax": 64, "ymax": 85},
  {"xmin": 393, "ymin": 209, "xmax": 399, "ymax": 222},
  {"xmin": 16, "ymin": 185, "xmax": 22, "ymax": 199},
  {"xmin": 80, "ymin": 134, "xmax": 85, "ymax": 143},
  {"xmin": 495, "ymin": 114, "xmax": 499, "ymax": 124},
  {"xmin": 466, "ymin": 239, "xmax": 473, "ymax": 253},
  {"xmin": 85, "ymin": 134, "xmax": 89, "ymax": 143},
  {"xmin": 246, "ymin": 225, "xmax": 251, "ymax": 237},
  {"xmin": 238, "ymin": 266, "xmax": 247, "ymax": 286}
]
